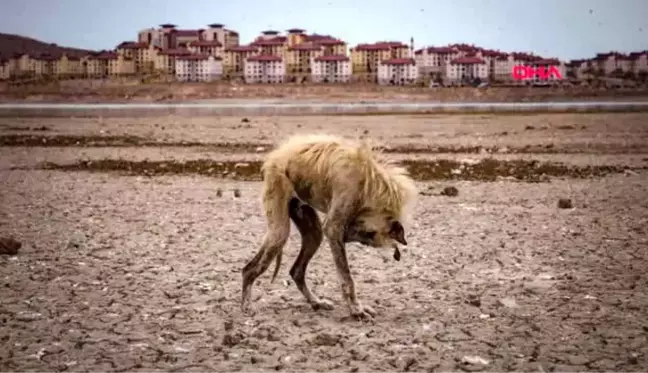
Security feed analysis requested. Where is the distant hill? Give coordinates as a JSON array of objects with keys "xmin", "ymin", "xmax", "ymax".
[{"xmin": 0, "ymin": 32, "xmax": 95, "ymax": 59}]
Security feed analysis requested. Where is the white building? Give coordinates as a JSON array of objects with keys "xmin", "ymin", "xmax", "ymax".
[
  {"xmin": 592, "ymin": 52, "xmax": 636, "ymax": 75},
  {"xmin": 377, "ymin": 58, "xmax": 418, "ymax": 85},
  {"xmin": 630, "ymin": 51, "xmax": 648, "ymax": 74},
  {"xmin": 445, "ymin": 56, "xmax": 489, "ymax": 83},
  {"xmin": 566, "ymin": 59, "xmax": 591, "ymax": 80},
  {"xmin": 520, "ymin": 59, "xmax": 566, "ymax": 84},
  {"xmin": 175, "ymin": 55, "xmax": 223, "ymax": 82},
  {"xmin": 0, "ymin": 59, "xmax": 9, "ymax": 80},
  {"xmin": 414, "ymin": 46, "xmax": 462, "ymax": 78},
  {"xmin": 492, "ymin": 53, "xmax": 539, "ymax": 82},
  {"xmin": 311, "ymin": 55, "xmax": 351, "ymax": 83},
  {"xmin": 244, "ymin": 55, "xmax": 285, "ymax": 83}
]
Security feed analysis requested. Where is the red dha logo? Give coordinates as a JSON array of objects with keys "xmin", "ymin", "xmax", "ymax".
[{"xmin": 512, "ymin": 65, "xmax": 563, "ymax": 80}]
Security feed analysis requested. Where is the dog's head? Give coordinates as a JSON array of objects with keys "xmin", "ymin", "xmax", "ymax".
[{"xmin": 345, "ymin": 208, "xmax": 407, "ymax": 249}]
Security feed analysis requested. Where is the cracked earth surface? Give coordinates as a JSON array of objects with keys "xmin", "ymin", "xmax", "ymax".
[{"xmin": 1, "ymin": 112, "xmax": 647, "ymax": 372}]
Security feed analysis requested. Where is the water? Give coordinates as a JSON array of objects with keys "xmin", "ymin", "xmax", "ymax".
[{"xmin": 0, "ymin": 100, "xmax": 647, "ymax": 117}]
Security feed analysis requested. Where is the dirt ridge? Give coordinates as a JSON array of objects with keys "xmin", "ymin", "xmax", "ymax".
[
  {"xmin": 2, "ymin": 134, "xmax": 647, "ymax": 155},
  {"xmin": 33, "ymin": 158, "xmax": 644, "ymax": 183}
]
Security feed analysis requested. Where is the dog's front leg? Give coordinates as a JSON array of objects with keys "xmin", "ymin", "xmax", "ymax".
[{"xmin": 323, "ymin": 213, "xmax": 376, "ymax": 320}]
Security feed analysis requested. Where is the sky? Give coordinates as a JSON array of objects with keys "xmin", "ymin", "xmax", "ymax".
[{"xmin": 1, "ymin": 0, "xmax": 647, "ymax": 61}]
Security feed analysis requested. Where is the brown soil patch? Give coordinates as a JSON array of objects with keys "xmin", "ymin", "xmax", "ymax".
[
  {"xmin": 34, "ymin": 158, "xmax": 642, "ymax": 182},
  {"xmin": 3, "ymin": 134, "xmax": 646, "ymax": 155}
]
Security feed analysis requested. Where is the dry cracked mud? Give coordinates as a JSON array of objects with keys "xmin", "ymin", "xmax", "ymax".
[{"xmin": 1, "ymin": 111, "xmax": 647, "ymax": 372}]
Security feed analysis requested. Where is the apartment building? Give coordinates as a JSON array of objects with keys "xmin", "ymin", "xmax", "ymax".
[
  {"xmin": 11, "ymin": 53, "xmax": 34, "ymax": 76},
  {"xmin": 116, "ymin": 42, "xmax": 161, "ymax": 73},
  {"xmin": 84, "ymin": 52, "xmax": 110, "ymax": 77},
  {"xmin": 377, "ymin": 58, "xmax": 418, "ymax": 85},
  {"xmin": 311, "ymin": 55, "xmax": 351, "ymax": 83},
  {"xmin": 352, "ymin": 41, "xmax": 411, "ymax": 81},
  {"xmin": 200, "ymin": 24, "xmax": 239, "ymax": 49},
  {"xmin": 244, "ymin": 55, "xmax": 285, "ymax": 83},
  {"xmin": 593, "ymin": 52, "xmax": 632, "ymax": 75},
  {"xmin": 84, "ymin": 52, "xmax": 135, "ymax": 77},
  {"xmin": 224, "ymin": 45, "xmax": 260, "ymax": 78},
  {"xmin": 515, "ymin": 58, "xmax": 565, "ymax": 84},
  {"xmin": 414, "ymin": 46, "xmax": 461, "ymax": 78},
  {"xmin": 287, "ymin": 43, "xmax": 322, "ymax": 78},
  {"xmin": 137, "ymin": 23, "xmax": 239, "ymax": 50},
  {"xmin": 251, "ymin": 31, "xmax": 288, "ymax": 57},
  {"xmin": 156, "ymin": 48, "xmax": 191, "ymax": 75},
  {"xmin": 175, "ymin": 55, "xmax": 222, "ymax": 82},
  {"xmin": 57, "ymin": 55, "xmax": 83, "ymax": 78},
  {"xmin": 312, "ymin": 37, "xmax": 346, "ymax": 56},
  {"xmin": 629, "ymin": 51, "xmax": 648, "ymax": 74},
  {"xmin": 38, "ymin": 54, "xmax": 59, "ymax": 76},
  {"xmin": 477, "ymin": 49, "xmax": 507, "ymax": 77},
  {"xmin": 445, "ymin": 56, "xmax": 488, "ymax": 83},
  {"xmin": 0, "ymin": 57, "xmax": 9, "ymax": 80},
  {"xmin": 281, "ymin": 29, "xmax": 348, "ymax": 80},
  {"xmin": 285, "ymin": 29, "xmax": 347, "ymax": 55},
  {"xmin": 491, "ymin": 52, "xmax": 541, "ymax": 82},
  {"xmin": 188, "ymin": 40, "xmax": 224, "ymax": 58}
]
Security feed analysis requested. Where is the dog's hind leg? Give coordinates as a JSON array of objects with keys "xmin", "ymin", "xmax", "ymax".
[
  {"xmin": 288, "ymin": 198, "xmax": 334, "ymax": 311},
  {"xmin": 241, "ymin": 170, "xmax": 292, "ymax": 313}
]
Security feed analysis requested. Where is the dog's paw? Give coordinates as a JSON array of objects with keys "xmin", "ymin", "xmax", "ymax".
[
  {"xmin": 311, "ymin": 299, "xmax": 335, "ymax": 311},
  {"xmin": 350, "ymin": 304, "xmax": 376, "ymax": 320},
  {"xmin": 241, "ymin": 302, "xmax": 257, "ymax": 316}
]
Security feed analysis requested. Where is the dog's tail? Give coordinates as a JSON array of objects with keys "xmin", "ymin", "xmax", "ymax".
[
  {"xmin": 269, "ymin": 197, "xmax": 302, "ymax": 283},
  {"xmin": 270, "ymin": 247, "xmax": 283, "ymax": 283}
]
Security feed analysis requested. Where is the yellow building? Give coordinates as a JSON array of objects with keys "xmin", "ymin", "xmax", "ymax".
[
  {"xmin": 35, "ymin": 54, "xmax": 59, "ymax": 77},
  {"xmin": 56, "ymin": 55, "xmax": 83, "ymax": 78},
  {"xmin": 351, "ymin": 41, "xmax": 411, "ymax": 81},
  {"xmin": 224, "ymin": 45, "xmax": 260, "ymax": 77},
  {"xmin": 252, "ymin": 36, "xmax": 287, "ymax": 58},
  {"xmin": 11, "ymin": 54, "xmax": 35, "ymax": 77},
  {"xmin": 116, "ymin": 41, "xmax": 161, "ymax": 73},
  {"xmin": 286, "ymin": 43, "xmax": 323, "ymax": 76},
  {"xmin": 188, "ymin": 40, "xmax": 224, "ymax": 58},
  {"xmin": 84, "ymin": 52, "xmax": 135, "ymax": 77},
  {"xmin": 155, "ymin": 49, "xmax": 191, "ymax": 75}
]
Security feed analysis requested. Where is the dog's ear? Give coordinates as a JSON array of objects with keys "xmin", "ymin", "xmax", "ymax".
[{"xmin": 389, "ymin": 221, "xmax": 407, "ymax": 245}]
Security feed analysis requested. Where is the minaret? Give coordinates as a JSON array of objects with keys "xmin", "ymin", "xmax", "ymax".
[{"xmin": 410, "ymin": 37, "xmax": 414, "ymax": 57}]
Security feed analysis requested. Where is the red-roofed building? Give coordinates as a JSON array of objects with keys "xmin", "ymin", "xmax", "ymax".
[
  {"xmin": 224, "ymin": 45, "xmax": 260, "ymax": 78},
  {"xmin": 188, "ymin": 40, "xmax": 224, "ymax": 57},
  {"xmin": 116, "ymin": 41, "xmax": 161, "ymax": 73},
  {"xmin": 414, "ymin": 45, "xmax": 464, "ymax": 79},
  {"xmin": 351, "ymin": 41, "xmax": 413, "ymax": 82},
  {"xmin": 155, "ymin": 48, "xmax": 191, "ymax": 74},
  {"xmin": 175, "ymin": 54, "xmax": 223, "ymax": 82},
  {"xmin": 137, "ymin": 23, "xmax": 239, "ymax": 52},
  {"xmin": 378, "ymin": 58, "xmax": 418, "ymax": 85},
  {"xmin": 446, "ymin": 56, "xmax": 488, "ymax": 84},
  {"xmin": 311, "ymin": 54, "xmax": 351, "ymax": 83},
  {"xmin": 85, "ymin": 51, "xmax": 135, "ymax": 77},
  {"xmin": 629, "ymin": 51, "xmax": 648, "ymax": 75},
  {"xmin": 245, "ymin": 55, "xmax": 286, "ymax": 83}
]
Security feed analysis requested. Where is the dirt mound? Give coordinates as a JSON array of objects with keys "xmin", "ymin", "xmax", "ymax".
[{"xmin": 35, "ymin": 158, "xmax": 642, "ymax": 182}]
